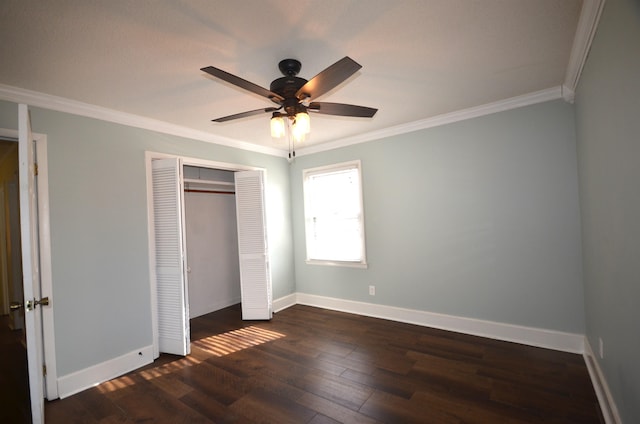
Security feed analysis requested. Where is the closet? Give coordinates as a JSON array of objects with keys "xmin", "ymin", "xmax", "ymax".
[
  {"xmin": 183, "ymin": 166, "xmax": 240, "ymax": 319},
  {"xmin": 150, "ymin": 155, "xmax": 272, "ymax": 357}
]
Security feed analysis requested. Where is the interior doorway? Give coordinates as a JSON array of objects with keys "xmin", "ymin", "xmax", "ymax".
[
  {"xmin": 1, "ymin": 109, "xmax": 58, "ymax": 423},
  {"xmin": 0, "ymin": 137, "xmax": 30, "ymax": 423}
]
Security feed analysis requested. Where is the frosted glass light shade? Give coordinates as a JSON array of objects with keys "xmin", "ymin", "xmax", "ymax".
[
  {"xmin": 295, "ymin": 111, "xmax": 311, "ymax": 134},
  {"xmin": 270, "ymin": 115, "xmax": 285, "ymax": 138},
  {"xmin": 292, "ymin": 120, "xmax": 306, "ymax": 143}
]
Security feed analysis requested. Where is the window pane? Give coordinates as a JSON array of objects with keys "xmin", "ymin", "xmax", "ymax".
[
  {"xmin": 309, "ymin": 216, "xmax": 362, "ymax": 261},
  {"xmin": 303, "ymin": 162, "xmax": 366, "ymax": 264}
]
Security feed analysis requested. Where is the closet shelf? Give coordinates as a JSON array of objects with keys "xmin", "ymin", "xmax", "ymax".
[{"xmin": 184, "ymin": 178, "xmax": 234, "ymax": 186}]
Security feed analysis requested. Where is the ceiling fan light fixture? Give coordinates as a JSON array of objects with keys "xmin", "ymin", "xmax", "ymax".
[
  {"xmin": 203, "ymin": 56, "xmax": 377, "ymax": 148},
  {"xmin": 295, "ymin": 110, "xmax": 311, "ymax": 134},
  {"xmin": 270, "ymin": 113, "xmax": 285, "ymax": 138},
  {"xmin": 291, "ymin": 119, "xmax": 307, "ymax": 143}
]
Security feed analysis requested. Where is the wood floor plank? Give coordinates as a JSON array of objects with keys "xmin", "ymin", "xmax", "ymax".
[
  {"xmin": 359, "ymin": 390, "xmax": 463, "ymax": 424},
  {"xmin": 178, "ymin": 389, "xmax": 246, "ymax": 423},
  {"xmin": 412, "ymin": 390, "xmax": 540, "ymax": 424},
  {"xmin": 43, "ymin": 304, "xmax": 602, "ymax": 423},
  {"xmin": 297, "ymin": 392, "xmax": 382, "ymax": 424},
  {"xmin": 340, "ymin": 368, "xmax": 416, "ymax": 400},
  {"xmin": 227, "ymin": 388, "xmax": 317, "ymax": 424}
]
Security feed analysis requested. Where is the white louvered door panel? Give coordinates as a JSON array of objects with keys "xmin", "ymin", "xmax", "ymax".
[
  {"xmin": 235, "ymin": 170, "xmax": 272, "ymax": 320},
  {"xmin": 152, "ymin": 158, "xmax": 190, "ymax": 355}
]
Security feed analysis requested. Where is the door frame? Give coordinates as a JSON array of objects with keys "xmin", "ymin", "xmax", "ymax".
[
  {"xmin": 144, "ymin": 151, "xmax": 264, "ymax": 358},
  {"xmin": 0, "ymin": 125, "xmax": 58, "ymax": 401}
]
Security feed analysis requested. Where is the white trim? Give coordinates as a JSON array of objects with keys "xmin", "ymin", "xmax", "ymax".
[
  {"xmin": 295, "ymin": 86, "xmax": 564, "ymax": 156},
  {"xmin": 0, "ymin": 83, "xmax": 576, "ymax": 158},
  {"xmin": 276, "ymin": 293, "xmax": 584, "ymax": 353},
  {"xmin": 57, "ymin": 345, "xmax": 153, "ymax": 399},
  {"xmin": 0, "ymin": 84, "xmax": 573, "ymax": 160},
  {"xmin": 584, "ymin": 338, "xmax": 622, "ymax": 424},
  {"xmin": 561, "ymin": 85, "xmax": 576, "ymax": 104},
  {"xmin": 0, "ymin": 84, "xmax": 286, "ymax": 158},
  {"xmin": 304, "ymin": 259, "xmax": 368, "ymax": 268},
  {"xmin": 190, "ymin": 297, "xmax": 241, "ymax": 319},
  {"xmin": 564, "ymin": 0, "xmax": 607, "ymax": 92},
  {"xmin": 302, "ymin": 160, "xmax": 368, "ymax": 266},
  {"xmin": 273, "ymin": 293, "xmax": 297, "ymax": 313},
  {"xmin": 144, "ymin": 152, "xmax": 160, "ymax": 359}
]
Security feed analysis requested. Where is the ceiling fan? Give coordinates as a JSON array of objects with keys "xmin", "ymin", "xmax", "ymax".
[{"xmin": 200, "ymin": 56, "xmax": 377, "ymax": 147}]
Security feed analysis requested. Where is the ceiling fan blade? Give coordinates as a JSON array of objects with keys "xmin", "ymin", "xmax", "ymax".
[
  {"xmin": 212, "ymin": 107, "xmax": 279, "ymax": 122},
  {"xmin": 296, "ymin": 57, "xmax": 362, "ymax": 101},
  {"xmin": 201, "ymin": 66, "xmax": 284, "ymax": 102},
  {"xmin": 308, "ymin": 102, "xmax": 377, "ymax": 118}
]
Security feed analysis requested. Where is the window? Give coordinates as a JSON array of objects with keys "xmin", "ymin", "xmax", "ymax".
[{"xmin": 303, "ymin": 160, "xmax": 367, "ymax": 267}]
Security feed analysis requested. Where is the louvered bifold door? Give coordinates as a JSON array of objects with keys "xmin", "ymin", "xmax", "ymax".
[
  {"xmin": 152, "ymin": 158, "xmax": 190, "ymax": 355},
  {"xmin": 234, "ymin": 170, "xmax": 272, "ymax": 320}
]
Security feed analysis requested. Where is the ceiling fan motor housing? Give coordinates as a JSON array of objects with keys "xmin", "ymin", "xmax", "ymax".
[
  {"xmin": 270, "ymin": 76, "xmax": 307, "ymax": 106},
  {"xmin": 270, "ymin": 58, "xmax": 309, "ymax": 114}
]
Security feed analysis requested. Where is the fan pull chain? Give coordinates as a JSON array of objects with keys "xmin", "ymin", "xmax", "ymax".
[{"xmin": 287, "ymin": 118, "xmax": 296, "ymax": 160}]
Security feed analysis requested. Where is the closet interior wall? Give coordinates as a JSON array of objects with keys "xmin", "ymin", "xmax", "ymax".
[{"xmin": 183, "ymin": 166, "xmax": 241, "ymax": 319}]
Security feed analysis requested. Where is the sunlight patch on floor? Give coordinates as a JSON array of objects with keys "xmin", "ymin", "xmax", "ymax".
[
  {"xmin": 96, "ymin": 326, "xmax": 285, "ymax": 393},
  {"xmin": 193, "ymin": 326, "xmax": 285, "ymax": 357},
  {"xmin": 95, "ymin": 375, "xmax": 137, "ymax": 394}
]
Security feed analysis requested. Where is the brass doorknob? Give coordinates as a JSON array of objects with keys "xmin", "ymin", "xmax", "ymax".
[{"xmin": 9, "ymin": 301, "xmax": 23, "ymax": 311}]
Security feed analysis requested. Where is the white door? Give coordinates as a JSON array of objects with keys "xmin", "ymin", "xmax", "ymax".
[
  {"xmin": 151, "ymin": 158, "xmax": 190, "ymax": 355},
  {"xmin": 234, "ymin": 170, "xmax": 272, "ymax": 320},
  {"xmin": 18, "ymin": 104, "xmax": 45, "ymax": 423}
]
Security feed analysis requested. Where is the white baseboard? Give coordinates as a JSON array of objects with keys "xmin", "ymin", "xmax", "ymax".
[
  {"xmin": 274, "ymin": 293, "xmax": 584, "ymax": 354},
  {"xmin": 584, "ymin": 339, "xmax": 622, "ymax": 424},
  {"xmin": 273, "ymin": 293, "xmax": 297, "ymax": 313},
  {"xmin": 190, "ymin": 296, "xmax": 241, "ymax": 319},
  {"xmin": 57, "ymin": 345, "xmax": 154, "ymax": 399}
]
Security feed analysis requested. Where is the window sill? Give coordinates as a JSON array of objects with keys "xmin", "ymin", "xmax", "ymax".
[{"xmin": 305, "ymin": 259, "xmax": 368, "ymax": 269}]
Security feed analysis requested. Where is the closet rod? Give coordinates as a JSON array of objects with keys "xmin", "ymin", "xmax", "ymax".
[
  {"xmin": 184, "ymin": 189, "xmax": 235, "ymax": 195},
  {"xmin": 183, "ymin": 178, "xmax": 234, "ymax": 186}
]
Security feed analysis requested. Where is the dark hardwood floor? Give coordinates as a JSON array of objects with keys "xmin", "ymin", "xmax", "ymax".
[{"xmin": 45, "ymin": 304, "xmax": 603, "ymax": 423}]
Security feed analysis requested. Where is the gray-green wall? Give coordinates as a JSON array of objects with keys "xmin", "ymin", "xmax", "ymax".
[
  {"xmin": 574, "ymin": 0, "xmax": 640, "ymax": 421},
  {"xmin": 290, "ymin": 100, "xmax": 585, "ymax": 333},
  {"xmin": 0, "ymin": 100, "xmax": 295, "ymax": 376}
]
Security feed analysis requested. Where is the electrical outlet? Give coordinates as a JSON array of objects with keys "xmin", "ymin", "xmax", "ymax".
[
  {"xmin": 369, "ymin": 285, "xmax": 375, "ymax": 296},
  {"xmin": 599, "ymin": 337, "xmax": 604, "ymax": 359}
]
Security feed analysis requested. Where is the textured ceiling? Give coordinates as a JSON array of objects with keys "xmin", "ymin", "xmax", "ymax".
[{"xmin": 0, "ymin": 0, "xmax": 583, "ymax": 153}]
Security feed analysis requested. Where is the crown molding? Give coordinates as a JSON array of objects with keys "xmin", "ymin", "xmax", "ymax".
[
  {"xmin": 561, "ymin": 85, "xmax": 576, "ymax": 104},
  {"xmin": 0, "ymin": 3, "xmax": 603, "ymax": 160},
  {"xmin": 564, "ymin": 0, "xmax": 606, "ymax": 92},
  {"xmin": 4, "ymin": 0, "xmax": 603, "ymax": 164},
  {"xmin": 0, "ymin": 84, "xmax": 287, "ymax": 158},
  {"xmin": 295, "ymin": 86, "xmax": 563, "ymax": 156}
]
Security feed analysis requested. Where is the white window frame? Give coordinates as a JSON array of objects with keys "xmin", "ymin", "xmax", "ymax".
[{"xmin": 303, "ymin": 160, "xmax": 367, "ymax": 268}]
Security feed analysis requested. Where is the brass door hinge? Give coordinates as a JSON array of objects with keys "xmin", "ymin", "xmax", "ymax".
[
  {"xmin": 34, "ymin": 163, "xmax": 39, "ymax": 176},
  {"xmin": 43, "ymin": 364, "xmax": 47, "ymax": 376}
]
